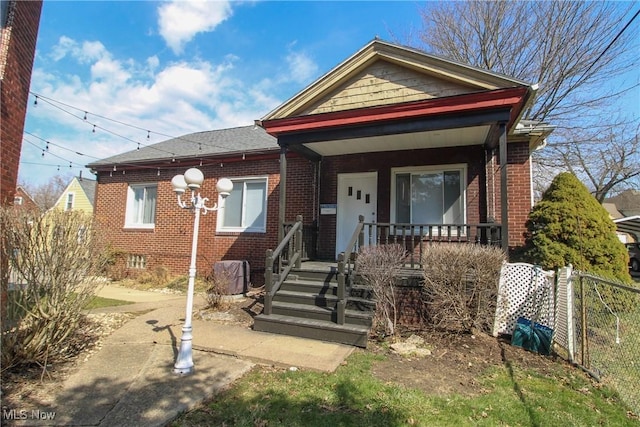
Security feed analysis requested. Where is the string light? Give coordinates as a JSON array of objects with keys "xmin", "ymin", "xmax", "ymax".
[
  {"xmin": 24, "ymin": 92, "xmax": 270, "ymax": 177},
  {"xmin": 28, "ymin": 91, "xmax": 245, "ymax": 155}
]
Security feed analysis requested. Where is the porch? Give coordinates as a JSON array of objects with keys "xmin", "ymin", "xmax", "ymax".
[{"xmin": 253, "ymin": 216, "xmax": 502, "ymax": 347}]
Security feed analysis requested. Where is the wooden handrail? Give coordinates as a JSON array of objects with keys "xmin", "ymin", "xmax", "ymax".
[
  {"xmin": 335, "ymin": 215, "xmax": 365, "ymax": 325},
  {"xmin": 264, "ymin": 215, "xmax": 303, "ymax": 315}
]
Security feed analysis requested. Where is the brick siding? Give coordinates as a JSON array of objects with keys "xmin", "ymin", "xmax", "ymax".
[
  {"xmin": 94, "ymin": 156, "xmax": 316, "ymax": 285},
  {"xmin": 0, "ymin": 0, "xmax": 42, "ymax": 205},
  {"xmin": 316, "ymin": 145, "xmax": 488, "ymax": 259}
]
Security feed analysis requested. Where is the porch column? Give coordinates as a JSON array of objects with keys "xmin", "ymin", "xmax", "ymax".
[
  {"xmin": 278, "ymin": 145, "xmax": 287, "ymax": 242},
  {"xmin": 499, "ymin": 122, "xmax": 509, "ymax": 251}
]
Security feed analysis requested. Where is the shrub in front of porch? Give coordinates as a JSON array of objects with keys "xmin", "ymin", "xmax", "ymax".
[
  {"xmin": 356, "ymin": 244, "xmax": 407, "ymax": 338},
  {"xmin": 421, "ymin": 243, "xmax": 506, "ymax": 334}
]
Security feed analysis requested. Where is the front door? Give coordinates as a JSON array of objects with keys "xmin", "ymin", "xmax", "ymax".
[{"xmin": 336, "ymin": 172, "xmax": 377, "ymax": 258}]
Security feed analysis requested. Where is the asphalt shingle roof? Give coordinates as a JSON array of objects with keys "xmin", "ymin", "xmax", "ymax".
[
  {"xmin": 78, "ymin": 178, "xmax": 97, "ymax": 205},
  {"xmin": 87, "ymin": 125, "xmax": 277, "ymax": 169}
]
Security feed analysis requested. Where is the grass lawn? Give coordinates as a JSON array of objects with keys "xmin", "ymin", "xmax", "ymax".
[
  {"xmin": 171, "ymin": 350, "xmax": 639, "ymax": 427},
  {"xmin": 84, "ymin": 295, "xmax": 134, "ymax": 309}
]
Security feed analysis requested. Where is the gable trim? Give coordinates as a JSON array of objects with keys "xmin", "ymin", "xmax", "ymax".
[{"xmin": 260, "ymin": 87, "xmax": 529, "ymax": 137}]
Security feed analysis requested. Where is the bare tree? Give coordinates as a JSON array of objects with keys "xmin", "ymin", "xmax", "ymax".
[
  {"xmin": 405, "ymin": 1, "xmax": 639, "ymax": 199},
  {"xmin": 540, "ymin": 121, "xmax": 640, "ymax": 202},
  {"xmin": 19, "ymin": 173, "xmax": 72, "ymax": 211},
  {"xmin": 1, "ymin": 208, "xmax": 108, "ymax": 370}
]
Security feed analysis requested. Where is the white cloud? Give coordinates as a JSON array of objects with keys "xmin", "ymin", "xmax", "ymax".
[
  {"xmin": 147, "ymin": 55, "xmax": 160, "ymax": 70},
  {"xmin": 157, "ymin": 0, "xmax": 233, "ymax": 55},
  {"xmin": 23, "ymin": 33, "xmax": 326, "ymax": 186},
  {"xmin": 285, "ymin": 50, "xmax": 318, "ymax": 85}
]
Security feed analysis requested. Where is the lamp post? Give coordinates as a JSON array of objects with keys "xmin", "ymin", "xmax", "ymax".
[{"xmin": 171, "ymin": 167, "xmax": 233, "ymax": 375}]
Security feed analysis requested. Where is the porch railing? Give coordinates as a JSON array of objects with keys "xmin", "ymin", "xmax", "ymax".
[
  {"xmin": 334, "ymin": 216, "xmax": 366, "ymax": 325},
  {"xmin": 264, "ymin": 215, "xmax": 303, "ymax": 315},
  {"xmin": 349, "ymin": 219, "xmax": 502, "ymax": 268},
  {"xmin": 264, "ymin": 216, "xmax": 501, "ymax": 318}
]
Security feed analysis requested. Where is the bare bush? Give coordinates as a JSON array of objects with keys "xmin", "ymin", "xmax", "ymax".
[
  {"xmin": 356, "ymin": 244, "xmax": 407, "ymax": 338},
  {"xmin": 204, "ymin": 270, "xmax": 233, "ymax": 310},
  {"xmin": 422, "ymin": 243, "xmax": 506, "ymax": 334},
  {"xmin": 1, "ymin": 208, "xmax": 109, "ymax": 371}
]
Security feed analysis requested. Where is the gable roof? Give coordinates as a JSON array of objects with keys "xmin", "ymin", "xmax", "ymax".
[
  {"xmin": 260, "ymin": 39, "xmax": 532, "ymax": 122},
  {"xmin": 605, "ymin": 190, "xmax": 640, "ymax": 217},
  {"xmin": 87, "ymin": 125, "xmax": 277, "ymax": 170},
  {"xmin": 51, "ymin": 176, "xmax": 98, "ymax": 211},
  {"xmin": 14, "ymin": 185, "xmax": 40, "ymax": 210},
  {"xmin": 78, "ymin": 177, "xmax": 97, "ymax": 205}
]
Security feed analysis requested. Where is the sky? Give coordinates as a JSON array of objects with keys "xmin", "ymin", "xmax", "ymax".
[
  {"xmin": 19, "ymin": 0, "xmax": 425, "ymax": 187},
  {"xmin": 18, "ymin": 1, "xmax": 640, "ymax": 188}
]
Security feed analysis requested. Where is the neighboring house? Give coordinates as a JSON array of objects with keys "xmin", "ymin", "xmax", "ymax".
[
  {"xmin": 52, "ymin": 175, "xmax": 97, "ymax": 214},
  {"xmin": 605, "ymin": 191, "xmax": 640, "ymax": 243},
  {"xmin": 12, "ymin": 185, "xmax": 40, "ymax": 212},
  {"xmin": 87, "ymin": 40, "xmax": 553, "ymax": 283},
  {"xmin": 605, "ymin": 190, "xmax": 640, "ymax": 218}
]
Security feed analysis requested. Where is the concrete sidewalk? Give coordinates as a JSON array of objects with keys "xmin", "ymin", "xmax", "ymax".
[{"xmin": 9, "ymin": 285, "xmax": 354, "ymax": 427}]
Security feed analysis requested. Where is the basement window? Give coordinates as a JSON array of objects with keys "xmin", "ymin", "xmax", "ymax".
[{"xmin": 127, "ymin": 255, "xmax": 146, "ymax": 269}]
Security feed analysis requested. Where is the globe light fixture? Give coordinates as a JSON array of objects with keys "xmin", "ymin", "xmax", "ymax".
[{"xmin": 171, "ymin": 167, "xmax": 233, "ymax": 375}]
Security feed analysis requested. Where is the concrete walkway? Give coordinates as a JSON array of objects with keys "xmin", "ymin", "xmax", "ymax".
[{"xmin": 9, "ymin": 285, "xmax": 354, "ymax": 427}]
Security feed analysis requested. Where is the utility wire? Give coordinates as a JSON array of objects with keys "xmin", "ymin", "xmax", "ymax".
[
  {"xmin": 32, "ymin": 95, "xmax": 177, "ymax": 157},
  {"xmin": 577, "ymin": 8, "xmax": 640, "ymax": 85},
  {"xmin": 29, "ymin": 91, "xmax": 252, "ymax": 154}
]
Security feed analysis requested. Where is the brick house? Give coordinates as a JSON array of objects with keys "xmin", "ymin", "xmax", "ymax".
[
  {"xmin": 88, "ymin": 40, "xmax": 553, "ymax": 286},
  {"xmin": 12, "ymin": 185, "xmax": 40, "ymax": 212},
  {"xmin": 0, "ymin": 0, "xmax": 42, "ymax": 206}
]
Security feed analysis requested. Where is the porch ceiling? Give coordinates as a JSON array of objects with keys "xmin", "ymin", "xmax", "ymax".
[{"xmin": 302, "ymin": 125, "xmax": 490, "ymax": 156}]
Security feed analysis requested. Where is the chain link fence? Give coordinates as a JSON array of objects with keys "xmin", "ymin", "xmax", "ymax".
[
  {"xmin": 563, "ymin": 270, "xmax": 640, "ymax": 415},
  {"xmin": 494, "ymin": 264, "xmax": 640, "ymax": 414}
]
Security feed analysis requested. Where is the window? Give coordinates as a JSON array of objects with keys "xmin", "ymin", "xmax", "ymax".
[
  {"xmin": 14, "ymin": 196, "xmax": 23, "ymax": 205},
  {"xmin": 217, "ymin": 177, "xmax": 267, "ymax": 233},
  {"xmin": 65, "ymin": 193, "xmax": 74, "ymax": 211},
  {"xmin": 127, "ymin": 254, "xmax": 146, "ymax": 269},
  {"xmin": 125, "ymin": 184, "xmax": 157, "ymax": 228},
  {"xmin": 392, "ymin": 166, "xmax": 465, "ymax": 225}
]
